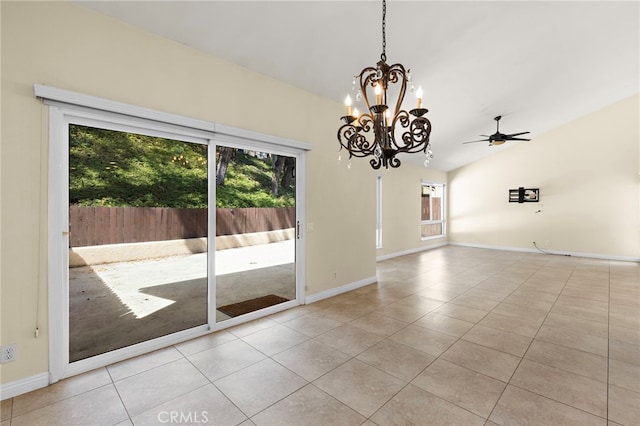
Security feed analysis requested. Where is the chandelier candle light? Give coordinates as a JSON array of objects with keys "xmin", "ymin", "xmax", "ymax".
[{"xmin": 337, "ymin": 0, "xmax": 433, "ymax": 169}]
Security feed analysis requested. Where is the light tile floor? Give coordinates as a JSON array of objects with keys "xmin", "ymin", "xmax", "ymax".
[{"xmin": 2, "ymin": 246, "xmax": 639, "ymax": 425}]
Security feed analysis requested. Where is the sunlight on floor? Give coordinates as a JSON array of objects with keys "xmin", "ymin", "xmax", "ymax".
[{"xmin": 76, "ymin": 240, "xmax": 295, "ymax": 319}]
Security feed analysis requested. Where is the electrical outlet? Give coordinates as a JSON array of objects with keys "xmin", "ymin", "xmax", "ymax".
[{"xmin": 1, "ymin": 344, "xmax": 17, "ymax": 363}]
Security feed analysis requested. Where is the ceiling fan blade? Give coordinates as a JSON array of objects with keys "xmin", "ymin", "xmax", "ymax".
[
  {"xmin": 462, "ymin": 139, "xmax": 490, "ymax": 144},
  {"xmin": 507, "ymin": 138, "xmax": 530, "ymax": 141},
  {"xmin": 507, "ymin": 131, "xmax": 530, "ymax": 137}
]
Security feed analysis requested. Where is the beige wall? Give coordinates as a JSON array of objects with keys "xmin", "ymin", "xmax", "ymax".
[
  {"xmin": 376, "ymin": 164, "xmax": 448, "ymax": 258},
  {"xmin": 448, "ymin": 94, "xmax": 640, "ymax": 259},
  {"xmin": 0, "ymin": 1, "xmax": 375, "ymax": 385}
]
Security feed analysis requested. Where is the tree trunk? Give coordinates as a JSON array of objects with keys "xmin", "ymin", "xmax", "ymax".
[
  {"xmin": 281, "ymin": 157, "xmax": 295, "ymax": 190},
  {"xmin": 271, "ymin": 155, "xmax": 285, "ymax": 196},
  {"xmin": 216, "ymin": 147, "xmax": 234, "ymax": 186}
]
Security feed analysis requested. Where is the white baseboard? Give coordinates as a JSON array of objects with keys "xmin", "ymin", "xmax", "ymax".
[
  {"xmin": 0, "ymin": 372, "xmax": 49, "ymax": 401},
  {"xmin": 376, "ymin": 242, "xmax": 448, "ymax": 262},
  {"xmin": 449, "ymin": 242, "xmax": 538, "ymax": 254},
  {"xmin": 449, "ymin": 242, "xmax": 640, "ymax": 263},
  {"xmin": 305, "ymin": 276, "xmax": 377, "ymax": 304}
]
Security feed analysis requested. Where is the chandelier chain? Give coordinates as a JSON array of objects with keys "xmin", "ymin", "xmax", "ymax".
[{"xmin": 381, "ymin": 0, "xmax": 386, "ymax": 62}]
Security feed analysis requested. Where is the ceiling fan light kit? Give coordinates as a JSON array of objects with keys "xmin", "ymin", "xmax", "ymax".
[
  {"xmin": 337, "ymin": 0, "xmax": 432, "ymax": 170},
  {"xmin": 463, "ymin": 115, "xmax": 531, "ymax": 147}
]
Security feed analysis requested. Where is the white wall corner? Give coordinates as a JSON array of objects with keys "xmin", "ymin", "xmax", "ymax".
[
  {"xmin": 449, "ymin": 242, "xmax": 640, "ymax": 263},
  {"xmin": 305, "ymin": 276, "xmax": 378, "ymax": 304},
  {"xmin": 376, "ymin": 241, "xmax": 448, "ymax": 262}
]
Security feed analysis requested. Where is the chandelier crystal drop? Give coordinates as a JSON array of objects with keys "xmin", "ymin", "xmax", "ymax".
[{"xmin": 337, "ymin": 0, "xmax": 432, "ymax": 169}]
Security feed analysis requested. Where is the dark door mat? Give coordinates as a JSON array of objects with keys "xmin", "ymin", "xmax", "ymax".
[{"xmin": 218, "ymin": 294, "xmax": 289, "ymax": 317}]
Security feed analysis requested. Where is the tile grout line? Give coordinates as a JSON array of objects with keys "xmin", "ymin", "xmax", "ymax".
[
  {"xmin": 440, "ymin": 252, "xmax": 566, "ymax": 421},
  {"xmin": 365, "ymin": 252, "xmax": 547, "ymax": 423},
  {"xmin": 104, "ymin": 366, "xmax": 134, "ymax": 424},
  {"xmin": 493, "ymin": 259, "xmax": 613, "ymax": 423},
  {"xmin": 179, "ymin": 348, "xmax": 255, "ymax": 423},
  {"xmin": 483, "ymin": 254, "xmax": 577, "ymax": 423},
  {"xmin": 266, "ymin": 256, "xmax": 502, "ymax": 423}
]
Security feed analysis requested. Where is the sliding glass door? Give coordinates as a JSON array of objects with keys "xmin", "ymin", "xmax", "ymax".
[
  {"xmin": 61, "ymin": 118, "xmax": 302, "ymax": 370},
  {"xmin": 214, "ymin": 146, "xmax": 297, "ymax": 321},
  {"xmin": 67, "ymin": 124, "xmax": 209, "ymax": 362}
]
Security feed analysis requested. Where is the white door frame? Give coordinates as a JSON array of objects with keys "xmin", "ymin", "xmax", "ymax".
[{"xmin": 38, "ymin": 85, "xmax": 310, "ymax": 383}]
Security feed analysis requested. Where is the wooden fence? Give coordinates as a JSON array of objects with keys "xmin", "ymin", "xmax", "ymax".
[
  {"xmin": 69, "ymin": 206, "xmax": 295, "ymax": 247},
  {"xmin": 215, "ymin": 207, "xmax": 295, "ymax": 236}
]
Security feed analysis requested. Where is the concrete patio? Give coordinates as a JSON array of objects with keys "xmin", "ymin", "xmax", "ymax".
[{"xmin": 69, "ymin": 240, "xmax": 296, "ymax": 361}]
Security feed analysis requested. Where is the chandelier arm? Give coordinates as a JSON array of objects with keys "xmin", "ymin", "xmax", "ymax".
[
  {"xmin": 370, "ymin": 154, "xmax": 401, "ymax": 169},
  {"xmin": 399, "ymin": 118, "xmax": 432, "ymax": 153},
  {"xmin": 353, "ymin": 135, "xmax": 379, "ymax": 157},
  {"xmin": 336, "ymin": 124, "xmax": 354, "ymax": 152},
  {"xmin": 371, "ymin": 154, "xmax": 400, "ymax": 170},
  {"xmin": 370, "ymin": 157, "xmax": 382, "ymax": 170},
  {"xmin": 359, "ymin": 67, "xmax": 378, "ymax": 113},
  {"xmin": 387, "ymin": 110, "xmax": 410, "ymax": 150},
  {"xmin": 389, "ymin": 64, "xmax": 407, "ymax": 117},
  {"xmin": 359, "ymin": 114, "xmax": 374, "ymax": 132},
  {"xmin": 338, "ymin": 124, "xmax": 378, "ymax": 158},
  {"xmin": 383, "ymin": 110, "xmax": 431, "ymax": 154},
  {"xmin": 388, "ymin": 156, "xmax": 401, "ymax": 168}
]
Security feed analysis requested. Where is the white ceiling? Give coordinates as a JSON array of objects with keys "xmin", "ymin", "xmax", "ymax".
[{"xmin": 76, "ymin": 0, "xmax": 639, "ymax": 171}]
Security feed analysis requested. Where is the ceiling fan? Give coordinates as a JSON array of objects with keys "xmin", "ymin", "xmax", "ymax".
[{"xmin": 463, "ymin": 115, "xmax": 530, "ymax": 146}]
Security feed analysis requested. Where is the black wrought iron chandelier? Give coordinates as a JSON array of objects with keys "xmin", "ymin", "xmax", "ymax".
[{"xmin": 337, "ymin": 0, "xmax": 433, "ymax": 169}]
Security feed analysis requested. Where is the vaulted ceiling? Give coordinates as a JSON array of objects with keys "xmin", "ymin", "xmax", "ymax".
[{"xmin": 76, "ymin": 1, "xmax": 639, "ymax": 171}]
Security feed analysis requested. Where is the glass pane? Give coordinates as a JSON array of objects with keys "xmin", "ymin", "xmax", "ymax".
[
  {"xmin": 421, "ymin": 185, "xmax": 434, "ymax": 221},
  {"xmin": 421, "ymin": 223, "xmax": 443, "ymax": 238},
  {"xmin": 421, "ymin": 193, "xmax": 432, "ymax": 221},
  {"xmin": 68, "ymin": 124, "xmax": 208, "ymax": 362},
  {"xmin": 215, "ymin": 148, "xmax": 296, "ymax": 321},
  {"xmin": 421, "ymin": 184, "xmax": 443, "ymax": 222},
  {"xmin": 431, "ymin": 185, "xmax": 443, "ymax": 221}
]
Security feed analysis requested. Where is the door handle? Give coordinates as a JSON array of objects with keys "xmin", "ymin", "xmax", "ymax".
[{"xmin": 296, "ymin": 221, "xmax": 301, "ymax": 239}]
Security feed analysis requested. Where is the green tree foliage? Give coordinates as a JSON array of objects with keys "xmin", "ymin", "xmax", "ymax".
[
  {"xmin": 214, "ymin": 150, "xmax": 295, "ymax": 208},
  {"xmin": 69, "ymin": 125, "xmax": 295, "ymax": 208}
]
